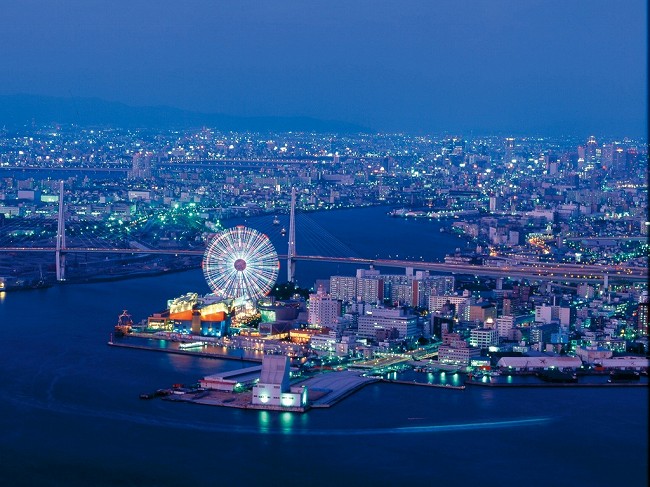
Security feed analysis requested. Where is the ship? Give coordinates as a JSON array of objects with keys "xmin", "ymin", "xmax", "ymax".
[
  {"xmin": 608, "ymin": 370, "xmax": 641, "ymax": 383},
  {"xmin": 114, "ymin": 310, "xmax": 133, "ymax": 337},
  {"xmin": 536, "ymin": 369, "xmax": 578, "ymax": 383}
]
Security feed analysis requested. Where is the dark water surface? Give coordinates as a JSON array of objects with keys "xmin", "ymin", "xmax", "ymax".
[{"xmin": 0, "ymin": 208, "xmax": 647, "ymax": 486}]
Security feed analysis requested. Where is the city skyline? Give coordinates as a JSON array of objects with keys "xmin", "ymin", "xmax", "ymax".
[{"xmin": 0, "ymin": 0, "xmax": 647, "ymax": 137}]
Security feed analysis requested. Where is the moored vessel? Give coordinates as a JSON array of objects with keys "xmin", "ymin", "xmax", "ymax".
[{"xmin": 114, "ymin": 310, "xmax": 133, "ymax": 337}]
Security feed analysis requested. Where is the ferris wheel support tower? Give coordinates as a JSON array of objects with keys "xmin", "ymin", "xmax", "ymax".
[{"xmin": 287, "ymin": 187, "xmax": 296, "ymax": 283}]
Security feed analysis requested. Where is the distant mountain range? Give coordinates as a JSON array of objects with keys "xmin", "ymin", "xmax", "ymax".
[{"xmin": 0, "ymin": 94, "xmax": 369, "ymax": 133}]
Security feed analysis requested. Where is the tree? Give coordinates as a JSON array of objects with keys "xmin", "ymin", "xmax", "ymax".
[{"xmin": 270, "ymin": 281, "xmax": 310, "ymax": 300}]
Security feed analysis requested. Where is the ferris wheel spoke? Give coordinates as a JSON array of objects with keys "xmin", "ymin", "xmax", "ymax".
[{"xmin": 202, "ymin": 226, "xmax": 279, "ymax": 302}]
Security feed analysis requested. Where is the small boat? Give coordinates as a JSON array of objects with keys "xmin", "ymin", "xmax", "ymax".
[
  {"xmin": 280, "ymin": 227, "xmax": 287, "ymax": 236},
  {"xmin": 273, "ymin": 216, "xmax": 280, "ymax": 225}
]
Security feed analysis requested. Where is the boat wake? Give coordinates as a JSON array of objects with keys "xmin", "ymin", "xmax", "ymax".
[{"xmin": 0, "ymin": 391, "xmax": 551, "ymax": 436}]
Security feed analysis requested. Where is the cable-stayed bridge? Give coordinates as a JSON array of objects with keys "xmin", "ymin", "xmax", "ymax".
[{"xmin": 0, "ymin": 184, "xmax": 646, "ymax": 285}]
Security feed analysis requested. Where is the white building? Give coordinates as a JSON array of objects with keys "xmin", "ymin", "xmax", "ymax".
[
  {"xmin": 413, "ymin": 275, "xmax": 455, "ymax": 308},
  {"xmin": 357, "ymin": 276, "xmax": 383, "ymax": 304},
  {"xmin": 438, "ymin": 342, "xmax": 480, "ymax": 367},
  {"xmin": 429, "ymin": 294, "xmax": 471, "ymax": 321},
  {"xmin": 357, "ymin": 307, "xmax": 418, "ymax": 340},
  {"xmin": 496, "ymin": 315, "xmax": 515, "ymax": 338},
  {"xmin": 575, "ymin": 346, "xmax": 613, "ymax": 364},
  {"xmin": 469, "ymin": 328, "xmax": 499, "ymax": 348},
  {"xmin": 200, "ymin": 365, "xmax": 262, "ymax": 391},
  {"xmin": 496, "ymin": 356, "xmax": 582, "ymax": 371},
  {"xmin": 308, "ymin": 286, "xmax": 341, "ymax": 327},
  {"xmin": 251, "ymin": 355, "xmax": 307, "ymax": 409},
  {"xmin": 330, "ymin": 276, "xmax": 357, "ymax": 302},
  {"xmin": 535, "ymin": 304, "xmax": 571, "ymax": 326}
]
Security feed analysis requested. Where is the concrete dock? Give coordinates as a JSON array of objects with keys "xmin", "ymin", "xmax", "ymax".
[
  {"xmin": 298, "ymin": 370, "xmax": 380, "ymax": 408},
  {"xmin": 158, "ymin": 370, "xmax": 380, "ymax": 413},
  {"xmin": 108, "ymin": 339, "xmax": 263, "ymax": 362}
]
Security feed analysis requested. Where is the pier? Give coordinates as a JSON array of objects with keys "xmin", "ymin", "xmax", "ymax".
[
  {"xmin": 299, "ymin": 371, "xmax": 380, "ymax": 408},
  {"xmin": 151, "ymin": 370, "xmax": 380, "ymax": 413},
  {"xmin": 382, "ymin": 379, "xmax": 465, "ymax": 390},
  {"xmin": 108, "ymin": 339, "xmax": 263, "ymax": 363}
]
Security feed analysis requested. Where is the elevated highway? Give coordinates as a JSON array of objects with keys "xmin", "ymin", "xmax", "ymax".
[{"xmin": 1, "ymin": 246, "xmax": 646, "ymax": 283}]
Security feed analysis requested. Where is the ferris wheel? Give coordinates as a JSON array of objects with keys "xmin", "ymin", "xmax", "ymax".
[{"xmin": 202, "ymin": 226, "xmax": 279, "ymax": 303}]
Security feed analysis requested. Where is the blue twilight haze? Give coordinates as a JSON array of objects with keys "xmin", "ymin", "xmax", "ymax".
[{"xmin": 0, "ymin": 0, "xmax": 646, "ymax": 136}]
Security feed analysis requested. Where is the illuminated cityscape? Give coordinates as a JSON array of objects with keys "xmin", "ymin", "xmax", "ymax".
[{"xmin": 0, "ymin": 1, "xmax": 647, "ymax": 486}]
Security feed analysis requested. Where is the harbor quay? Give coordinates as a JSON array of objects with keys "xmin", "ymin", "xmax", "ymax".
[
  {"xmin": 108, "ymin": 334, "xmax": 264, "ymax": 363},
  {"xmin": 114, "ymin": 324, "xmax": 648, "ymax": 412},
  {"xmin": 163, "ymin": 370, "xmax": 380, "ymax": 412}
]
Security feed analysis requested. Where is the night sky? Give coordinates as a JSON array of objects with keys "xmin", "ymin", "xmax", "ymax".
[{"xmin": 0, "ymin": 0, "xmax": 647, "ymax": 136}]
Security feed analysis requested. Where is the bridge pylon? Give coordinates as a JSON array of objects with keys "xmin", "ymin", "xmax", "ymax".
[
  {"xmin": 287, "ymin": 187, "xmax": 296, "ymax": 283},
  {"xmin": 55, "ymin": 180, "xmax": 66, "ymax": 281}
]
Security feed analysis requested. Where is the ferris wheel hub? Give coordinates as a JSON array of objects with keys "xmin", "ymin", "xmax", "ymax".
[{"xmin": 234, "ymin": 258, "xmax": 247, "ymax": 271}]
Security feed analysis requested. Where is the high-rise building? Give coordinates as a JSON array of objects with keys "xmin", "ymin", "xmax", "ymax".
[
  {"xmin": 502, "ymin": 298, "xmax": 512, "ymax": 316},
  {"xmin": 330, "ymin": 276, "xmax": 357, "ymax": 302},
  {"xmin": 600, "ymin": 144, "xmax": 614, "ymax": 168},
  {"xmin": 430, "ymin": 294, "xmax": 471, "ymax": 321},
  {"xmin": 535, "ymin": 304, "xmax": 571, "ymax": 326},
  {"xmin": 638, "ymin": 302, "xmax": 649, "ymax": 337},
  {"xmin": 612, "ymin": 144, "xmax": 626, "ymax": 172},
  {"xmin": 504, "ymin": 138, "xmax": 515, "ymax": 164},
  {"xmin": 585, "ymin": 136, "xmax": 598, "ymax": 169},
  {"xmin": 128, "ymin": 151, "xmax": 153, "ymax": 179},
  {"xmin": 413, "ymin": 275, "xmax": 455, "ymax": 308},
  {"xmin": 308, "ymin": 286, "xmax": 341, "ymax": 327},
  {"xmin": 496, "ymin": 315, "xmax": 515, "ymax": 338},
  {"xmin": 357, "ymin": 276, "xmax": 383, "ymax": 304}
]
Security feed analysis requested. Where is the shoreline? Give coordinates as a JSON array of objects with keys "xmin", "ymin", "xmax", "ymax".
[{"xmin": 107, "ymin": 340, "xmax": 262, "ymax": 363}]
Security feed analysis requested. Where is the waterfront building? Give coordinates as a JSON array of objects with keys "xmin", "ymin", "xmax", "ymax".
[
  {"xmin": 496, "ymin": 356, "xmax": 582, "ymax": 371},
  {"xmin": 357, "ymin": 307, "xmax": 418, "ymax": 340},
  {"xmin": 438, "ymin": 341, "xmax": 480, "ymax": 367},
  {"xmin": 596, "ymin": 356, "xmax": 649, "ymax": 371},
  {"xmin": 199, "ymin": 365, "xmax": 262, "ymax": 392},
  {"xmin": 251, "ymin": 355, "xmax": 308, "ymax": 408},
  {"xmin": 575, "ymin": 345, "xmax": 613, "ymax": 365},
  {"xmin": 147, "ymin": 293, "xmax": 231, "ymax": 336}
]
